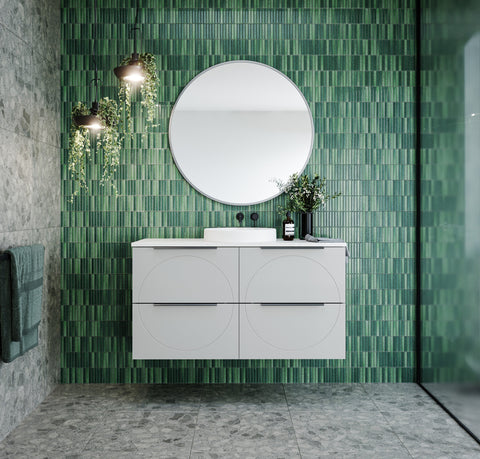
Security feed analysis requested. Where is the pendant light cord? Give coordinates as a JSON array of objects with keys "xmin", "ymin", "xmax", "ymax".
[
  {"xmin": 93, "ymin": 0, "xmax": 99, "ymax": 103},
  {"xmin": 133, "ymin": 0, "xmax": 140, "ymax": 57}
]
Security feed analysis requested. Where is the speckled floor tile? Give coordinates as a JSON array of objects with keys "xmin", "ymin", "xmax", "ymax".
[
  {"xmin": 190, "ymin": 453, "xmax": 299, "ymax": 459},
  {"xmin": 364, "ymin": 383, "xmax": 431, "ymax": 401},
  {"xmin": 83, "ymin": 410, "xmax": 197, "ymax": 456},
  {"xmin": 192, "ymin": 408, "xmax": 300, "ymax": 458},
  {"xmin": 365, "ymin": 384, "xmax": 443, "ymax": 417},
  {"xmin": 363, "ymin": 383, "xmax": 428, "ymax": 396},
  {"xmin": 200, "ymin": 383, "xmax": 287, "ymax": 411},
  {"xmin": 0, "ymin": 406, "xmax": 103, "ymax": 456},
  {"xmin": 422, "ymin": 383, "xmax": 480, "ymax": 440},
  {"xmin": 291, "ymin": 410, "xmax": 411, "ymax": 457},
  {"xmin": 384, "ymin": 411, "xmax": 480, "ymax": 459},
  {"xmin": 69, "ymin": 453, "xmax": 150, "ymax": 459},
  {"xmin": 2, "ymin": 384, "xmax": 480, "ymax": 458},
  {"xmin": 141, "ymin": 384, "xmax": 205, "ymax": 411},
  {"xmin": 285, "ymin": 383, "xmax": 374, "ymax": 412},
  {"xmin": 42, "ymin": 384, "xmax": 149, "ymax": 411},
  {"xmin": 300, "ymin": 449, "xmax": 412, "ymax": 459}
]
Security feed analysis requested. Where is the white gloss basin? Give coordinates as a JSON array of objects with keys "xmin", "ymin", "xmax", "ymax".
[{"xmin": 204, "ymin": 227, "xmax": 277, "ymax": 243}]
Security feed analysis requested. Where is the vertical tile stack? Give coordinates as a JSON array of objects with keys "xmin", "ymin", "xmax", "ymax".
[{"xmin": 61, "ymin": 0, "xmax": 416, "ymax": 384}]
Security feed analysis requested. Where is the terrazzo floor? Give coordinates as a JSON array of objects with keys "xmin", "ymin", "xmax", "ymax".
[
  {"xmin": 423, "ymin": 383, "xmax": 480, "ymax": 441},
  {"xmin": 1, "ymin": 383, "xmax": 479, "ymax": 458}
]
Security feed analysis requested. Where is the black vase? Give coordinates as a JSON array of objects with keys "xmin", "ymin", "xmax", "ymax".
[{"xmin": 300, "ymin": 212, "xmax": 313, "ymax": 240}]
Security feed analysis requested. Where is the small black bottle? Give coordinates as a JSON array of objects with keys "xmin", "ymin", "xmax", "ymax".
[{"xmin": 282, "ymin": 212, "xmax": 295, "ymax": 241}]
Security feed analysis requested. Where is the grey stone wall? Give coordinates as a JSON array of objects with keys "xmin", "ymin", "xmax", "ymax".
[{"xmin": 0, "ymin": 0, "xmax": 61, "ymax": 441}]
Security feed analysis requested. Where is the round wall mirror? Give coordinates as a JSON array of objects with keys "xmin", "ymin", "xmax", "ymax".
[{"xmin": 169, "ymin": 61, "xmax": 314, "ymax": 205}]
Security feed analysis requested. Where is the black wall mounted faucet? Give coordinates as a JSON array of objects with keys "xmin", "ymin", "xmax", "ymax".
[
  {"xmin": 236, "ymin": 212, "xmax": 245, "ymax": 225},
  {"xmin": 250, "ymin": 212, "xmax": 259, "ymax": 227}
]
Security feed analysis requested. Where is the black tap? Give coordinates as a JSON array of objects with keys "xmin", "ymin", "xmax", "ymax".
[{"xmin": 236, "ymin": 212, "xmax": 245, "ymax": 225}]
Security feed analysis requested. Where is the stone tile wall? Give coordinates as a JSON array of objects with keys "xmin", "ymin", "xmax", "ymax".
[{"xmin": 0, "ymin": 0, "xmax": 61, "ymax": 441}]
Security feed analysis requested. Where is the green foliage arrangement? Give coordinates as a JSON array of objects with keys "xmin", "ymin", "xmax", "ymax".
[
  {"xmin": 118, "ymin": 52, "xmax": 159, "ymax": 133},
  {"xmin": 68, "ymin": 97, "xmax": 120, "ymax": 202},
  {"xmin": 68, "ymin": 102, "xmax": 91, "ymax": 200},
  {"xmin": 276, "ymin": 173, "xmax": 341, "ymax": 214}
]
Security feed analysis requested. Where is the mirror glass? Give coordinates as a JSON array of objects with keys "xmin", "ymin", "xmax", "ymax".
[{"xmin": 169, "ymin": 61, "xmax": 314, "ymax": 205}]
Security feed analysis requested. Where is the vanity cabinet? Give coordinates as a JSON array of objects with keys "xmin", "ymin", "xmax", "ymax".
[
  {"xmin": 239, "ymin": 247, "xmax": 345, "ymax": 304},
  {"xmin": 239, "ymin": 303, "xmax": 344, "ymax": 359},
  {"xmin": 132, "ymin": 247, "xmax": 238, "ymax": 304},
  {"xmin": 133, "ymin": 303, "xmax": 238, "ymax": 359},
  {"xmin": 132, "ymin": 239, "xmax": 347, "ymax": 360}
]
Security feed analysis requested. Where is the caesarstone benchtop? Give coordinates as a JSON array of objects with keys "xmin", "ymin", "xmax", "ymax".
[{"xmin": 131, "ymin": 238, "xmax": 348, "ymax": 248}]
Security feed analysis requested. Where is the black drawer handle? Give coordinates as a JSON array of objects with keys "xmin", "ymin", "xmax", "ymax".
[
  {"xmin": 260, "ymin": 302, "xmax": 326, "ymax": 307},
  {"xmin": 153, "ymin": 303, "xmax": 217, "ymax": 307},
  {"xmin": 152, "ymin": 247, "xmax": 219, "ymax": 250},
  {"xmin": 259, "ymin": 246, "xmax": 325, "ymax": 249}
]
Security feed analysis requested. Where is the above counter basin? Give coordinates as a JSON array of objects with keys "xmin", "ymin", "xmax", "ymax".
[{"xmin": 204, "ymin": 227, "xmax": 277, "ymax": 243}]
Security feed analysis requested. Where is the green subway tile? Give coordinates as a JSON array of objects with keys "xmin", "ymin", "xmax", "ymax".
[
  {"xmin": 419, "ymin": 0, "xmax": 480, "ymax": 384},
  {"xmin": 61, "ymin": 0, "xmax": 416, "ymax": 383}
]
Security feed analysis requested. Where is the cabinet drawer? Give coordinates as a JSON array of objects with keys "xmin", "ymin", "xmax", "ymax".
[
  {"xmin": 240, "ymin": 303, "xmax": 345, "ymax": 359},
  {"xmin": 132, "ymin": 247, "xmax": 238, "ymax": 303},
  {"xmin": 133, "ymin": 303, "xmax": 238, "ymax": 359},
  {"xmin": 239, "ymin": 247, "xmax": 345, "ymax": 304}
]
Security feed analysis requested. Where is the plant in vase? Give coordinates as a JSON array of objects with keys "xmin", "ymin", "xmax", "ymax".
[
  {"xmin": 276, "ymin": 173, "xmax": 340, "ymax": 239},
  {"xmin": 117, "ymin": 52, "xmax": 159, "ymax": 133},
  {"xmin": 68, "ymin": 98, "xmax": 121, "ymax": 202}
]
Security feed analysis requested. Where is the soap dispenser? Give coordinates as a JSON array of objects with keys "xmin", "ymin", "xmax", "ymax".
[{"xmin": 282, "ymin": 212, "xmax": 295, "ymax": 241}]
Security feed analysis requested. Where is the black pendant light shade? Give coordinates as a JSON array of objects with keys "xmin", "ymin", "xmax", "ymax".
[
  {"xmin": 114, "ymin": 52, "xmax": 145, "ymax": 83},
  {"xmin": 114, "ymin": 3, "xmax": 145, "ymax": 83},
  {"xmin": 73, "ymin": 101, "xmax": 105, "ymax": 130},
  {"xmin": 73, "ymin": 0, "xmax": 104, "ymax": 131}
]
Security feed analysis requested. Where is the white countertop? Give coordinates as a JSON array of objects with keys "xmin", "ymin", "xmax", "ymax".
[{"xmin": 131, "ymin": 238, "xmax": 347, "ymax": 248}]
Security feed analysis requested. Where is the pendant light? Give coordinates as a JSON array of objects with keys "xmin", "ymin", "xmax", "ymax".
[
  {"xmin": 114, "ymin": 1, "xmax": 145, "ymax": 83},
  {"xmin": 73, "ymin": 0, "xmax": 104, "ymax": 130}
]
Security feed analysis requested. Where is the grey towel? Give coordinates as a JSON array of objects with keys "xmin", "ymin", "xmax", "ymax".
[
  {"xmin": 0, "ymin": 253, "xmax": 39, "ymax": 363},
  {"xmin": 304, "ymin": 234, "xmax": 350, "ymax": 260},
  {"xmin": 6, "ymin": 245, "xmax": 44, "ymax": 341}
]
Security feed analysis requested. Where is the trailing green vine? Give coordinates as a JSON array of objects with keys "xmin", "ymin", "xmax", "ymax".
[
  {"xmin": 68, "ymin": 98, "xmax": 121, "ymax": 202},
  {"xmin": 68, "ymin": 102, "xmax": 91, "ymax": 201},
  {"xmin": 119, "ymin": 81, "xmax": 132, "ymax": 133},
  {"xmin": 97, "ymin": 97, "xmax": 121, "ymax": 196},
  {"xmin": 139, "ymin": 53, "xmax": 158, "ymax": 125},
  {"xmin": 118, "ymin": 52, "xmax": 159, "ymax": 133}
]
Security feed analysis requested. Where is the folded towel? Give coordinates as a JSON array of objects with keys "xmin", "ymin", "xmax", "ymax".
[
  {"xmin": 304, "ymin": 234, "xmax": 350, "ymax": 261},
  {"xmin": 0, "ymin": 254, "xmax": 39, "ymax": 362},
  {"xmin": 6, "ymin": 245, "xmax": 44, "ymax": 341},
  {"xmin": 0, "ymin": 249, "xmax": 42, "ymax": 363}
]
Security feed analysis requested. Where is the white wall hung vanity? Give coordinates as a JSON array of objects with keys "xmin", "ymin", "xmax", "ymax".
[{"xmin": 132, "ymin": 238, "xmax": 347, "ymax": 360}]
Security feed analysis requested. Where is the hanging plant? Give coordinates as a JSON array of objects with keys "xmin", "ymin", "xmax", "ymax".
[
  {"xmin": 68, "ymin": 102, "xmax": 91, "ymax": 200},
  {"xmin": 118, "ymin": 52, "xmax": 159, "ymax": 133},
  {"xmin": 97, "ymin": 98, "xmax": 121, "ymax": 196},
  {"xmin": 68, "ymin": 98, "xmax": 121, "ymax": 202}
]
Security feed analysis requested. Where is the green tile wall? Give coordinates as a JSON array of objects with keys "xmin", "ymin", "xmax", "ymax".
[
  {"xmin": 61, "ymin": 0, "xmax": 416, "ymax": 383},
  {"xmin": 420, "ymin": 0, "xmax": 480, "ymax": 383}
]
